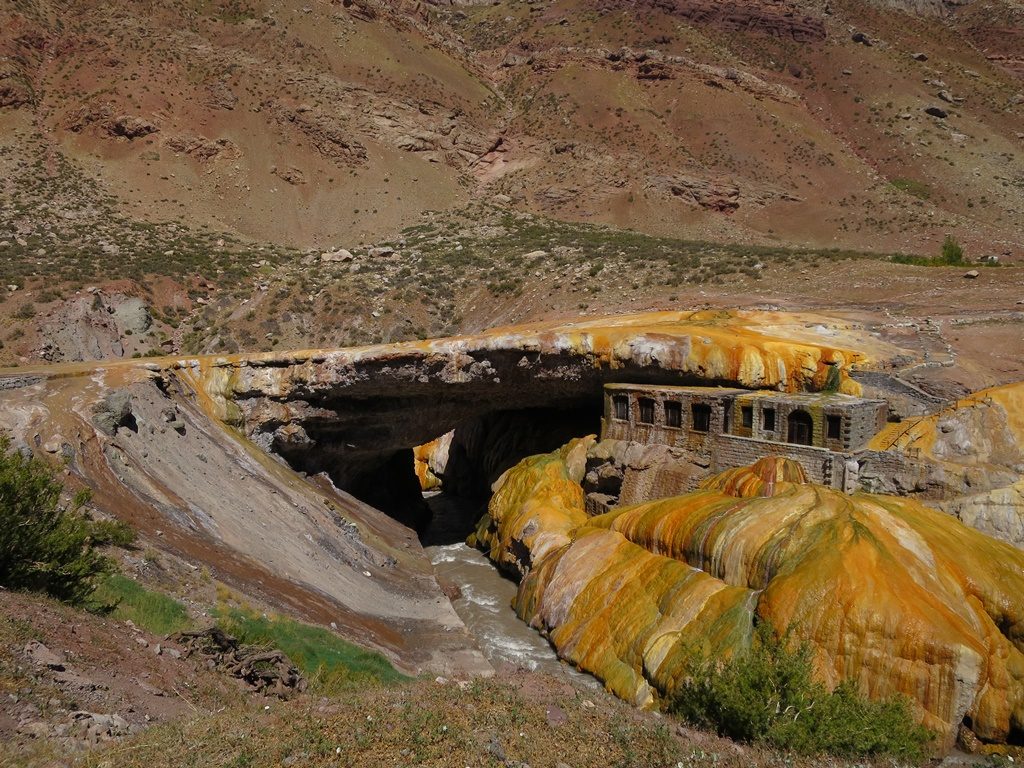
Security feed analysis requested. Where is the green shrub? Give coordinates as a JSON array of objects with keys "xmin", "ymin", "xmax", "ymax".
[
  {"xmin": 669, "ymin": 621, "xmax": 933, "ymax": 761},
  {"xmin": 90, "ymin": 573, "xmax": 191, "ymax": 635},
  {"xmin": 216, "ymin": 605, "xmax": 407, "ymax": 693},
  {"xmin": 939, "ymin": 235, "xmax": 965, "ymax": 265},
  {"xmin": 0, "ymin": 436, "xmax": 110, "ymax": 604},
  {"xmin": 89, "ymin": 518, "xmax": 137, "ymax": 548}
]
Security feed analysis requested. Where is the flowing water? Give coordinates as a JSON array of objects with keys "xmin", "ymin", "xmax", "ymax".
[{"xmin": 421, "ymin": 492, "xmax": 576, "ymax": 676}]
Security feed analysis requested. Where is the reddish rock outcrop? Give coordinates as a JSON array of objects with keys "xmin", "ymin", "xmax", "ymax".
[{"xmin": 594, "ymin": 0, "xmax": 827, "ymax": 43}]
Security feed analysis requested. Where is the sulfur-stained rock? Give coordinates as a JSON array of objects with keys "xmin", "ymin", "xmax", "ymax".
[
  {"xmin": 470, "ymin": 437, "xmax": 593, "ymax": 578},
  {"xmin": 414, "ymin": 432, "xmax": 452, "ymax": 491},
  {"xmin": 870, "ymin": 382, "xmax": 1024, "ymax": 546},
  {"xmin": 482, "ymin": 451, "xmax": 1024, "ymax": 748}
]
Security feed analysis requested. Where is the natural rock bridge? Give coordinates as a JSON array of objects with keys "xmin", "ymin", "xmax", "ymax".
[
  {"xmin": 175, "ymin": 311, "xmax": 867, "ymax": 521},
  {"xmin": 0, "ymin": 311, "xmax": 880, "ymax": 676}
]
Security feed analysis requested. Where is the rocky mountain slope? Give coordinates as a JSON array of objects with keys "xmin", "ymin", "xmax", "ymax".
[
  {"xmin": 1, "ymin": 0, "xmax": 1022, "ymax": 372},
  {"xmin": 2, "ymin": 0, "xmax": 1022, "ymax": 254}
]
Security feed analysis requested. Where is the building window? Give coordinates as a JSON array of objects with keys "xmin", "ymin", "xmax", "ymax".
[
  {"xmin": 741, "ymin": 405, "xmax": 753, "ymax": 429},
  {"xmin": 787, "ymin": 410, "xmax": 814, "ymax": 446},
  {"xmin": 613, "ymin": 395, "xmax": 629, "ymax": 421},
  {"xmin": 691, "ymin": 403, "xmax": 711, "ymax": 433},
  {"xmin": 638, "ymin": 398, "xmax": 655, "ymax": 425},
  {"xmin": 665, "ymin": 401, "xmax": 682, "ymax": 429},
  {"xmin": 763, "ymin": 408, "xmax": 776, "ymax": 432},
  {"xmin": 827, "ymin": 414, "xmax": 842, "ymax": 440}
]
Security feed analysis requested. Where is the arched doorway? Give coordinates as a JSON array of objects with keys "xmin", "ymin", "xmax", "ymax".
[{"xmin": 787, "ymin": 410, "xmax": 814, "ymax": 446}]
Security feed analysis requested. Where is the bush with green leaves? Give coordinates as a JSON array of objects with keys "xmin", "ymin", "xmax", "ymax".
[
  {"xmin": 669, "ymin": 621, "xmax": 933, "ymax": 761},
  {"xmin": 939, "ymin": 235, "xmax": 965, "ymax": 265},
  {"xmin": 0, "ymin": 436, "xmax": 112, "ymax": 604}
]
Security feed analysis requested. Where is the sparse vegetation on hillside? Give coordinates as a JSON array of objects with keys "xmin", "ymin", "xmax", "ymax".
[
  {"xmin": 890, "ymin": 178, "xmax": 932, "ymax": 201},
  {"xmin": 940, "ymin": 235, "xmax": 965, "ymax": 265},
  {"xmin": 670, "ymin": 622, "xmax": 933, "ymax": 761},
  {"xmin": 890, "ymin": 234, "xmax": 971, "ymax": 267},
  {"xmin": 0, "ymin": 137, "xmax": 297, "ymax": 291},
  {"xmin": 75, "ymin": 678, "xmax": 690, "ymax": 768}
]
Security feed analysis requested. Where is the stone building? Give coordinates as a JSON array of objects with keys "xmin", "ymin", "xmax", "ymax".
[{"xmin": 600, "ymin": 384, "xmax": 888, "ymax": 490}]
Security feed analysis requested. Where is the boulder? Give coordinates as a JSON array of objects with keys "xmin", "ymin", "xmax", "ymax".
[
  {"xmin": 107, "ymin": 115, "xmax": 159, "ymax": 140},
  {"xmin": 320, "ymin": 248, "xmax": 354, "ymax": 264},
  {"xmin": 91, "ymin": 391, "xmax": 135, "ymax": 436},
  {"xmin": 925, "ymin": 105, "xmax": 949, "ymax": 118},
  {"xmin": 24, "ymin": 641, "xmax": 66, "ymax": 670},
  {"xmin": 113, "ymin": 298, "xmax": 152, "ymax": 335}
]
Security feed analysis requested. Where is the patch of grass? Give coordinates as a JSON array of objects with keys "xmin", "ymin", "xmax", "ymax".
[
  {"xmin": 669, "ymin": 621, "xmax": 933, "ymax": 762},
  {"xmin": 89, "ymin": 573, "xmax": 191, "ymax": 635},
  {"xmin": 215, "ymin": 605, "xmax": 407, "ymax": 692},
  {"xmin": 81, "ymin": 678, "xmax": 700, "ymax": 768},
  {"xmin": 890, "ymin": 178, "xmax": 931, "ymax": 200}
]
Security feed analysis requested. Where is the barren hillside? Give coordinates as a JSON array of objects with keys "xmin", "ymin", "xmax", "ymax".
[{"xmin": 0, "ymin": 0, "xmax": 1021, "ymax": 375}]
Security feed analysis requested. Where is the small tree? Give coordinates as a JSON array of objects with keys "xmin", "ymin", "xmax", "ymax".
[
  {"xmin": 939, "ymin": 235, "xmax": 965, "ymax": 265},
  {"xmin": 0, "ymin": 436, "xmax": 110, "ymax": 604}
]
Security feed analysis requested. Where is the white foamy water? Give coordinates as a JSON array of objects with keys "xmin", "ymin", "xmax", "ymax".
[
  {"xmin": 426, "ymin": 538, "xmax": 566, "ymax": 672},
  {"xmin": 421, "ymin": 493, "xmax": 595, "ymax": 680}
]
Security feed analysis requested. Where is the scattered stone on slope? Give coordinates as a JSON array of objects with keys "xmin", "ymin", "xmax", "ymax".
[
  {"xmin": 662, "ymin": 174, "xmax": 741, "ymax": 213},
  {"xmin": 24, "ymin": 641, "xmax": 66, "ymax": 671},
  {"xmin": 321, "ymin": 248, "xmax": 355, "ymax": 263},
  {"xmin": 594, "ymin": 0, "xmax": 827, "ymax": 43},
  {"xmin": 163, "ymin": 134, "xmax": 239, "ymax": 161}
]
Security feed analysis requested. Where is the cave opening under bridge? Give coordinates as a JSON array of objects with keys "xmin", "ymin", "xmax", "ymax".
[
  {"xmin": 244, "ymin": 344, "xmax": 779, "ymax": 541},
  {"xmin": 272, "ymin": 399, "xmax": 602, "ymax": 542}
]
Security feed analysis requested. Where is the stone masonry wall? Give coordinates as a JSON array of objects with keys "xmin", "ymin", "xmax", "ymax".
[{"xmin": 713, "ymin": 433, "xmax": 841, "ymax": 486}]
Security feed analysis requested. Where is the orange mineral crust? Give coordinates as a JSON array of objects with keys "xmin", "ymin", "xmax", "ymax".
[{"xmin": 484, "ymin": 454, "xmax": 1024, "ymax": 747}]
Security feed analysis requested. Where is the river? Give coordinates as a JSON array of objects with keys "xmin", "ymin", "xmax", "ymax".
[{"xmin": 421, "ymin": 491, "xmax": 578, "ymax": 676}]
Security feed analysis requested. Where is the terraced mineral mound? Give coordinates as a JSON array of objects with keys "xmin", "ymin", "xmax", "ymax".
[{"xmin": 479, "ymin": 449, "xmax": 1024, "ymax": 748}]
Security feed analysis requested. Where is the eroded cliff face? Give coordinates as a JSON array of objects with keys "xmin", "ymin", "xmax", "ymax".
[
  {"xmin": 868, "ymin": 382, "xmax": 1024, "ymax": 546},
  {"xmin": 480, "ymin": 450, "xmax": 1024, "ymax": 747},
  {"xmin": 0, "ymin": 364, "xmax": 491, "ymax": 678}
]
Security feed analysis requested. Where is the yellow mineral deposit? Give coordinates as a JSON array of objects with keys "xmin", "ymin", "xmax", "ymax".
[
  {"xmin": 483, "ymin": 452, "xmax": 1024, "ymax": 748},
  {"xmin": 414, "ymin": 438, "xmax": 444, "ymax": 491},
  {"xmin": 871, "ymin": 381, "xmax": 1024, "ymax": 456},
  {"xmin": 163, "ymin": 311, "xmax": 871, "ymax": 419}
]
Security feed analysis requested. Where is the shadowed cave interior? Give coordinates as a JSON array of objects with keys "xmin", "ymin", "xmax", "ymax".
[{"xmin": 273, "ymin": 402, "xmax": 603, "ymax": 543}]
